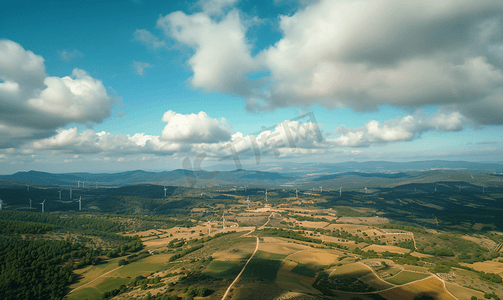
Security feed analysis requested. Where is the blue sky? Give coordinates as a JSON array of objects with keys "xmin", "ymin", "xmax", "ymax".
[{"xmin": 1, "ymin": 0, "xmax": 503, "ymax": 174}]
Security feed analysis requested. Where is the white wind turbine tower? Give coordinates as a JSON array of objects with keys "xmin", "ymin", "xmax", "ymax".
[
  {"xmin": 58, "ymin": 190, "xmax": 62, "ymax": 200},
  {"xmin": 265, "ymin": 189, "xmax": 268, "ymax": 203},
  {"xmin": 295, "ymin": 188, "xmax": 298, "ymax": 199},
  {"xmin": 246, "ymin": 196, "xmax": 250, "ymax": 209},
  {"xmin": 340, "ymin": 187, "xmax": 342, "ymax": 197},
  {"xmin": 29, "ymin": 199, "xmax": 32, "ymax": 209},
  {"xmin": 365, "ymin": 187, "xmax": 368, "ymax": 194},
  {"xmin": 77, "ymin": 181, "xmax": 81, "ymax": 188},
  {"xmin": 320, "ymin": 186, "xmax": 323, "ymax": 193},
  {"xmin": 207, "ymin": 219, "xmax": 212, "ymax": 234},
  {"xmin": 40, "ymin": 199, "xmax": 46, "ymax": 213},
  {"xmin": 164, "ymin": 186, "xmax": 167, "ymax": 197},
  {"xmin": 82, "ymin": 181, "xmax": 85, "ymax": 188},
  {"xmin": 70, "ymin": 188, "xmax": 72, "ymax": 199},
  {"xmin": 78, "ymin": 196, "xmax": 82, "ymax": 211},
  {"xmin": 0, "ymin": 199, "xmax": 3, "ymax": 211}
]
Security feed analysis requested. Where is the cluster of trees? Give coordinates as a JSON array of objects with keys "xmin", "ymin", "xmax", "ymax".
[
  {"xmin": 261, "ymin": 228, "xmax": 323, "ymax": 244},
  {"xmin": 168, "ymin": 238, "xmax": 185, "ymax": 248},
  {"xmin": 0, "ymin": 220, "xmax": 55, "ymax": 234},
  {"xmin": 0, "ymin": 211, "xmax": 124, "ymax": 233},
  {"xmin": 0, "ymin": 236, "xmax": 74, "ymax": 300},
  {"xmin": 169, "ymin": 244, "xmax": 204, "ymax": 262}
]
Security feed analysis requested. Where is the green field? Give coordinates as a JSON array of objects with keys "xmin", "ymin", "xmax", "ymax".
[
  {"xmin": 291, "ymin": 264, "xmax": 317, "ymax": 278},
  {"xmin": 67, "ymin": 278, "xmax": 130, "ymax": 300},
  {"xmin": 386, "ymin": 271, "xmax": 430, "ymax": 285},
  {"xmin": 254, "ymin": 250, "xmax": 288, "ymax": 260},
  {"xmin": 241, "ymin": 258, "xmax": 282, "ymax": 281},
  {"xmin": 203, "ymin": 260, "xmax": 243, "ymax": 278}
]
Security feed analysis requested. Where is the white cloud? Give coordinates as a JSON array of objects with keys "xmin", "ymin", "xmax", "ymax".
[
  {"xmin": 132, "ymin": 61, "xmax": 152, "ymax": 76},
  {"xmin": 327, "ymin": 112, "xmax": 465, "ymax": 147},
  {"xmin": 0, "ymin": 40, "xmax": 116, "ymax": 148},
  {"xmin": 161, "ymin": 110, "xmax": 233, "ymax": 143},
  {"xmin": 157, "ymin": 7, "xmax": 262, "ymax": 96},
  {"xmin": 133, "ymin": 29, "xmax": 167, "ymax": 49},
  {"xmin": 157, "ymin": 1, "xmax": 503, "ymax": 125},
  {"xmin": 58, "ymin": 49, "xmax": 84, "ymax": 61}
]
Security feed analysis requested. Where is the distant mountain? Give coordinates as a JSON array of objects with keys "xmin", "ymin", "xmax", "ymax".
[
  {"xmin": 1, "ymin": 160, "xmax": 501, "ymax": 187},
  {"xmin": 0, "ymin": 169, "xmax": 295, "ymax": 187},
  {"xmin": 240, "ymin": 160, "xmax": 503, "ymax": 174}
]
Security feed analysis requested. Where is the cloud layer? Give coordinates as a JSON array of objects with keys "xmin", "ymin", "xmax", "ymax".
[
  {"xmin": 0, "ymin": 39, "xmax": 115, "ymax": 148},
  {"xmin": 158, "ymin": 0, "xmax": 503, "ymax": 124}
]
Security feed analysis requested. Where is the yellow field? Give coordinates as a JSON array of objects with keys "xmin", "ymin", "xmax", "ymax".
[
  {"xmin": 337, "ymin": 216, "xmax": 389, "ymax": 224},
  {"xmin": 445, "ymin": 282, "xmax": 486, "ymax": 300},
  {"xmin": 362, "ymin": 244, "xmax": 410, "ymax": 254},
  {"xmin": 298, "ymin": 221, "xmax": 330, "ymax": 228},
  {"xmin": 378, "ymin": 276, "xmax": 456, "ymax": 300},
  {"xmin": 460, "ymin": 259, "xmax": 503, "ymax": 274},
  {"xmin": 410, "ymin": 251, "xmax": 434, "ymax": 258},
  {"xmin": 259, "ymin": 241, "xmax": 309, "ymax": 255},
  {"xmin": 287, "ymin": 248, "xmax": 340, "ymax": 266},
  {"xmin": 329, "ymin": 263, "xmax": 371, "ymax": 278}
]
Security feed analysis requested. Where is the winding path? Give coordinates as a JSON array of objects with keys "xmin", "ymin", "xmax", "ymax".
[
  {"xmin": 68, "ymin": 265, "xmax": 124, "ymax": 294},
  {"xmin": 221, "ymin": 212, "xmax": 273, "ymax": 300},
  {"xmin": 221, "ymin": 236, "xmax": 259, "ymax": 300}
]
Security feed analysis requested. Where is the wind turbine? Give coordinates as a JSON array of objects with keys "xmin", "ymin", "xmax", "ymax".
[
  {"xmin": 265, "ymin": 189, "xmax": 268, "ymax": 203},
  {"xmin": 29, "ymin": 198, "xmax": 32, "ymax": 209},
  {"xmin": 58, "ymin": 190, "xmax": 62, "ymax": 200},
  {"xmin": 340, "ymin": 187, "xmax": 342, "ymax": 197},
  {"xmin": 295, "ymin": 188, "xmax": 298, "ymax": 199},
  {"xmin": 77, "ymin": 181, "xmax": 81, "ymax": 188},
  {"xmin": 207, "ymin": 219, "xmax": 212, "ymax": 234},
  {"xmin": 435, "ymin": 185, "xmax": 437, "ymax": 193},
  {"xmin": 365, "ymin": 187, "xmax": 368, "ymax": 194},
  {"xmin": 40, "ymin": 199, "xmax": 46, "ymax": 213},
  {"xmin": 0, "ymin": 199, "xmax": 3, "ymax": 211},
  {"xmin": 246, "ymin": 196, "xmax": 250, "ymax": 209},
  {"xmin": 320, "ymin": 186, "xmax": 323, "ymax": 193},
  {"xmin": 82, "ymin": 181, "xmax": 85, "ymax": 188},
  {"xmin": 78, "ymin": 196, "xmax": 82, "ymax": 211},
  {"xmin": 70, "ymin": 188, "xmax": 72, "ymax": 199},
  {"xmin": 222, "ymin": 212, "xmax": 225, "ymax": 230},
  {"xmin": 164, "ymin": 186, "xmax": 167, "ymax": 197}
]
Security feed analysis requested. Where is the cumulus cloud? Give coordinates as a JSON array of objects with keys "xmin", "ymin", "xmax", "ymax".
[
  {"xmin": 0, "ymin": 39, "xmax": 115, "ymax": 148},
  {"xmin": 133, "ymin": 29, "xmax": 167, "ymax": 49},
  {"xmin": 58, "ymin": 49, "xmax": 84, "ymax": 61},
  {"xmin": 31, "ymin": 110, "xmax": 233, "ymax": 155},
  {"xmin": 161, "ymin": 110, "xmax": 233, "ymax": 143},
  {"xmin": 158, "ymin": 0, "xmax": 503, "ymax": 125},
  {"xmin": 327, "ymin": 112, "xmax": 465, "ymax": 147},
  {"xmin": 132, "ymin": 61, "xmax": 152, "ymax": 76},
  {"xmin": 157, "ymin": 6, "xmax": 262, "ymax": 96},
  {"xmin": 32, "ymin": 128, "xmax": 187, "ymax": 155}
]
